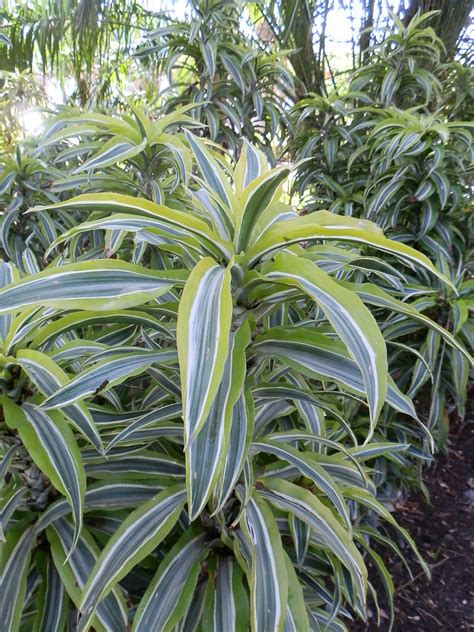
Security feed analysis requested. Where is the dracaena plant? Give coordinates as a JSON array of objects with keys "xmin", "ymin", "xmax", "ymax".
[
  {"xmin": 0, "ymin": 104, "xmax": 202, "ymax": 268},
  {"xmin": 290, "ymin": 14, "xmax": 473, "ymax": 448},
  {"xmin": 34, "ymin": 102, "xmax": 200, "ymax": 202},
  {"xmin": 136, "ymin": 0, "xmax": 293, "ymax": 156},
  {"xmin": 349, "ymin": 11, "xmax": 446, "ymax": 108},
  {"xmin": 1, "ymin": 132, "xmax": 464, "ymax": 632}
]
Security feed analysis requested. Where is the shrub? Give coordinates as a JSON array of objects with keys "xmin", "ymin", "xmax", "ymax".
[
  {"xmin": 2, "ymin": 129, "xmax": 463, "ymax": 630},
  {"xmin": 290, "ymin": 14, "xmax": 473, "ymax": 449},
  {"xmin": 136, "ymin": 0, "xmax": 294, "ymax": 155}
]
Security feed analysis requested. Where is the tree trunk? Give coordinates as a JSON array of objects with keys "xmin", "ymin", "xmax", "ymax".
[{"xmin": 359, "ymin": 0, "xmax": 376, "ymax": 62}]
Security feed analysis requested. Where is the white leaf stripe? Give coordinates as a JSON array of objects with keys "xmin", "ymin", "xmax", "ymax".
[
  {"xmin": 235, "ymin": 167, "xmax": 289, "ymax": 252},
  {"xmin": 342, "ymin": 280, "xmax": 472, "ymax": 363},
  {"xmin": 342, "ymin": 486, "xmax": 430, "ymax": 578},
  {"xmin": 77, "ymin": 486, "xmax": 186, "ymax": 632},
  {"xmin": 251, "ymin": 439, "xmax": 352, "ymax": 531},
  {"xmin": 133, "ymin": 532, "xmax": 208, "ymax": 631},
  {"xmin": 246, "ymin": 217, "xmax": 456, "ymax": 290},
  {"xmin": 1, "ymin": 488, "xmax": 28, "ymax": 537},
  {"xmin": 243, "ymin": 141, "xmax": 265, "ymax": 189},
  {"xmin": 35, "ymin": 481, "xmax": 162, "ymax": 532},
  {"xmin": 85, "ymin": 454, "xmax": 184, "ymax": 478},
  {"xmin": 178, "ymin": 258, "xmax": 232, "ymax": 444},
  {"xmin": 105, "ymin": 403, "xmax": 182, "ymax": 452},
  {"xmin": 187, "ymin": 349, "xmax": 233, "ymax": 519},
  {"xmin": 50, "ymin": 518, "xmax": 128, "ymax": 632},
  {"xmin": 188, "ymin": 322, "xmax": 249, "ymax": 520},
  {"xmin": 289, "ymin": 514, "xmax": 310, "ymax": 569},
  {"xmin": 283, "ymin": 553, "xmax": 311, "ymax": 632},
  {"xmin": 36, "ymin": 556, "xmax": 66, "ymax": 632},
  {"xmin": 49, "ymin": 213, "xmax": 231, "ymax": 261},
  {"xmin": 0, "ymin": 261, "xmax": 17, "ymax": 340},
  {"xmin": 265, "ymin": 430, "xmax": 365, "ymax": 476},
  {"xmin": 0, "ymin": 445, "xmax": 18, "ymax": 483},
  {"xmin": 0, "ymin": 260, "xmax": 186, "ymax": 314},
  {"xmin": 102, "ymin": 424, "xmax": 182, "ymax": 448},
  {"xmin": 73, "ymin": 137, "xmax": 147, "ymax": 173},
  {"xmin": 32, "ymin": 309, "xmax": 170, "ymax": 348},
  {"xmin": 17, "ymin": 350, "xmax": 103, "ymax": 453},
  {"xmin": 214, "ymin": 556, "xmax": 237, "ymax": 632},
  {"xmin": 30, "ymin": 192, "xmax": 233, "ymax": 261},
  {"xmin": 260, "ymin": 478, "xmax": 367, "ymax": 605},
  {"xmin": 41, "ymin": 350, "xmax": 175, "ymax": 409},
  {"xmin": 253, "ymin": 327, "xmax": 417, "ymax": 419},
  {"xmin": 266, "ymin": 253, "xmax": 387, "ymax": 437},
  {"xmin": 1, "ymin": 527, "xmax": 35, "ymax": 632},
  {"xmin": 221, "ymin": 53, "xmax": 246, "ymax": 93},
  {"xmin": 215, "ymin": 392, "xmax": 253, "ymax": 513},
  {"xmin": 23, "ymin": 403, "xmax": 84, "ymax": 553},
  {"xmin": 241, "ymin": 494, "xmax": 287, "ymax": 632},
  {"xmin": 185, "ymin": 131, "xmax": 234, "ymax": 210}
]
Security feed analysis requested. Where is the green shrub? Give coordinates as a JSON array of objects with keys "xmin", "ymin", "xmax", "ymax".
[
  {"xmin": 290, "ymin": 14, "xmax": 473, "ymax": 449},
  {"xmin": 3, "ymin": 129, "xmax": 464, "ymax": 630},
  {"xmin": 1, "ymin": 10, "xmax": 472, "ymax": 631},
  {"xmin": 136, "ymin": 0, "xmax": 293, "ymax": 156}
]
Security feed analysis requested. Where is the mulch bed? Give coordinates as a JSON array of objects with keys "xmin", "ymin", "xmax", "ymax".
[{"xmin": 353, "ymin": 419, "xmax": 474, "ymax": 631}]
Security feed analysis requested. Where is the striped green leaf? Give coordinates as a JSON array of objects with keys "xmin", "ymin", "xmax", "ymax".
[
  {"xmin": 4, "ymin": 399, "xmax": 85, "ymax": 552},
  {"xmin": 84, "ymin": 452, "xmax": 185, "ymax": 480},
  {"xmin": 0, "ymin": 260, "xmax": 186, "ymax": 314},
  {"xmin": 17, "ymin": 349, "xmax": 103, "ymax": 453},
  {"xmin": 251, "ymin": 439, "xmax": 351, "ymax": 531},
  {"xmin": 340, "ymin": 280, "xmax": 472, "ymax": 362},
  {"xmin": 49, "ymin": 213, "xmax": 229, "ymax": 261},
  {"xmin": 0, "ymin": 445, "xmax": 18, "ymax": 486},
  {"xmin": 221, "ymin": 53, "xmax": 246, "ymax": 93},
  {"xmin": 1, "ymin": 488, "xmax": 28, "ymax": 540},
  {"xmin": 0, "ymin": 261, "xmax": 19, "ymax": 343},
  {"xmin": 33, "ymin": 554, "xmax": 68, "ymax": 632},
  {"xmin": 31, "ymin": 193, "xmax": 233, "ymax": 262},
  {"xmin": 234, "ymin": 140, "xmax": 268, "ymax": 192},
  {"xmin": 240, "ymin": 493, "xmax": 288, "ymax": 632},
  {"xmin": 40, "ymin": 349, "xmax": 176, "ymax": 409},
  {"xmin": 265, "ymin": 252, "xmax": 387, "ymax": 436},
  {"xmin": 77, "ymin": 485, "xmax": 186, "ymax": 632},
  {"xmin": 188, "ymin": 322, "xmax": 250, "ymax": 519},
  {"xmin": 342, "ymin": 486, "xmax": 429, "ymax": 578},
  {"xmin": 105, "ymin": 403, "xmax": 182, "ymax": 452},
  {"xmin": 1, "ymin": 528, "xmax": 35, "ymax": 632},
  {"xmin": 133, "ymin": 530, "xmax": 209, "ymax": 631},
  {"xmin": 283, "ymin": 553, "xmax": 311, "ymax": 632},
  {"xmin": 177, "ymin": 257, "xmax": 233, "ymax": 444},
  {"xmin": 73, "ymin": 137, "xmax": 147, "ymax": 173},
  {"xmin": 215, "ymin": 389, "xmax": 254, "ymax": 513},
  {"xmin": 234, "ymin": 167, "xmax": 289, "ymax": 252},
  {"xmin": 253, "ymin": 327, "xmax": 418, "ymax": 419},
  {"xmin": 31, "ymin": 309, "xmax": 170, "ymax": 348},
  {"xmin": 213, "ymin": 556, "xmax": 249, "ymax": 632},
  {"xmin": 47, "ymin": 519, "xmax": 128, "ymax": 632},
  {"xmin": 260, "ymin": 477, "xmax": 367, "ymax": 605},
  {"xmin": 35, "ymin": 481, "xmax": 162, "ymax": 532},
  {"xmin": 184, "ymin": 131, "xmax": 234, "ymax": 212},
  {"xmin": 289, "ymin": 514, "xmax": 310, "ymax": 568},
  {"xmin": 246, "ymin": 214, "xmax": 456, "ymax": 290}
]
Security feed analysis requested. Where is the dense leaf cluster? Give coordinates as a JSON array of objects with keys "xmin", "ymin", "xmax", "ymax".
[{"xmin": 0, "ymin": 8, "xmax": 472, "ymax": 632}]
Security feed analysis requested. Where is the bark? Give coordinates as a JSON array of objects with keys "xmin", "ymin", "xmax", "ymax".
[{"xmin": 359, "ymin": 0, "xmax": 376, "ymax": 62}]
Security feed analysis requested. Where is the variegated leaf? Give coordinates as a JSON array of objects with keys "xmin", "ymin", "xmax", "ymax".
[
  {"xmin": 177, "ymin": 257, "xmax": 233, "ymax": 444},
  {"xmin": 77, "ymin": 485, "xmax": 186, "ymax": 632}
]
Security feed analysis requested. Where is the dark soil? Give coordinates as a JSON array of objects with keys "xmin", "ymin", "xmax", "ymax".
[{"xmin": 353, "ymin": 420, "xmax": 474, "ymax": 631}]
